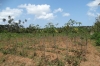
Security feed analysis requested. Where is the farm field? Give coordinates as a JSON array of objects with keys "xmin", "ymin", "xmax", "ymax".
[
  {"xmin": 0, "ymin": 0, "xmax": 100, "ymax": 66},
  {"xmin": 0, "ymin": 33, "xmax": 100, "ymax": 66}
]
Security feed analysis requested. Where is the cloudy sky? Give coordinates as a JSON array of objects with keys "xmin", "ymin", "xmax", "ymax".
[{"xmin": 0, "ymin": 0, "xmax": 100, "ymax": 27}]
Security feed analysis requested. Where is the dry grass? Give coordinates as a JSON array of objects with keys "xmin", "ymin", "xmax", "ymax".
[{"xmin": 0, "ymin": 34, "xmax": 100, "ymax": 66}]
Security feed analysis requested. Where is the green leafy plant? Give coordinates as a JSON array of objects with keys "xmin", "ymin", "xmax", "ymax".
[{"xmin": 91, "ymin": 33, "xmax": 100, "ymax": 46}]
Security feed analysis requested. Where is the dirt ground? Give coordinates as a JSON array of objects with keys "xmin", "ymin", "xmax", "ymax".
[
  {"xmin": 80, "ymin": 40, "xmax": 100, "ymax": 66},
  {"xmin": 0, "ymin": 37, "xmax": 100, "ymax": 66}
]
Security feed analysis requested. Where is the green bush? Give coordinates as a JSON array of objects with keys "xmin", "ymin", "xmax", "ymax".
[
  {"xmin": 91, "ymin": 32, "xmax": 100, "ymax": 46},
  {"xmin": 96, "ymin": 38, "xmax": 100, "ymax": 46},
  {"xmin": 91, "ymin": 32, "xmax": 98, "ymax": 39}
]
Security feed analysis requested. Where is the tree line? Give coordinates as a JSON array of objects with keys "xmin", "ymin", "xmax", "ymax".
[{"xmin": 0, "ymin": 15, "xmax": 95, "ymax": 34}]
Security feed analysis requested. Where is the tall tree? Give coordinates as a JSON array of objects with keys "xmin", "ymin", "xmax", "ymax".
[
  {"xmin": 68, "ymin": 19, "xmax": 76, "ymax": 26},
  {"xmin": 25, "ymin": 19, "xmax": 27, "ymax": 22},
  {"xmin": 8, "ymin": 16, "xmax": 13, "ymax": 25},
  {"xmin": 18, "ymin": 20, "xmax": 21, "ymax": 24},
  {"xmin": 2, "ymin": 18, "xmax": 6, "ymax": 22},
  {"xmin": 8, "ymin": 15, "xmax": 11, "ymax": 19},
  {"xmin": 93, "ymin": 15, "xmax": 100, "ymax": 32},
  {"xmin": 2, "ymin": 18, "xmax": 6, "ymax": 31},
  {"xmin": 78, "ymin": 22, "xmax": 82, "ymax": 26}
]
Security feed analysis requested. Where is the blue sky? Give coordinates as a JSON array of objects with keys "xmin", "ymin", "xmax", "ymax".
[{"xmin": 0, "ymin": 0, "xmax": 100, "ymax": 28}]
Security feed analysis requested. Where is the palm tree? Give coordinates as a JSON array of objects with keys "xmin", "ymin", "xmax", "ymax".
[
  {"xmin": 7, "ymin": 16, "xmax": 14, "ymax": 32},
  {"xmin": 71, "ymin": 20, "xmax": 75, "ymax": 26},
  {"xmin": 68, "ymin": 19, "xmax": 76, "ymax": 26},
  {"xmin": 78, "ymin": 22, "xmax": 82, "ymax": 26},
  {"xmin": 8, "ymin": 15, "xmax": 11, "ymax": 20},
  {"xmin": 2, "ymin": 18, "xmax": 6, "ymax": 30},
  {"xmin": 55, "ymin": 23, "xmax": 58, "ymax": 27},
  {"xmin": 25, "ymin": 19, "xmax": 27, "ymax": 22},
  {"xmin": 48, "ymin": 22, "xmax": 52, "ymax": 28},
  {"xmin": 8, "ymin": 16, "xmax": 13, "ymax": 25},
  {"xmin": 76, "ymin": 22, "xmax": 78, "ymax": 26},
  {"xmin": 2, "ymin": 18, "xmax": 6, "ymax": 22},
  {"xmin": 67, "ymin": 22, "xmax": 71, "ymax": 26},
  {"xmin": 18, "ymin": 20, "xmax": 21, "ymax": 24}
]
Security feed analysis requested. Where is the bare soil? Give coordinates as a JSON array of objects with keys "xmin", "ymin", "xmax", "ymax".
[
  {"xmin": 0, "ymin": 37, "xmax": 100, "ymax": 66},
  {"xmin": 80, "ymin": 40, "xmax": 100, "ymax": 66}
]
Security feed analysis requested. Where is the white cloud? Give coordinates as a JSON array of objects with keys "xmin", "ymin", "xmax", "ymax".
[
  {"xmin": 18, "ymin": 4, "xmax": 55, "ymax": 20},
  {"xmin": 87, "ymin": 0, "xmax": 100, "ymax": 9},
  {"xmin": 0, "ymin": 7, "xmax": 23, "ymax": 23},
  {"xmin": 97, "ymin": 13, "xmax": 100, "ymax": 16},
  {"xmin": 63, "ymin": 13, "xmax": 70, "ymax": 17},
  {"xmin": 14, "ymin": 20, "xmax": 19, "ymax": 23},
  {"xmin": 87, "ymin": 0, "xmax": 100, "ymax": 17},
  {"xmin": 53, "ymin": 8, "xmax": 63, "ymax": 13},
  {"xmin": 87, "ymin": 11, "xmax": 96, "ymax": 17},
  {"xmin": 37, "ymin": 13, "xmax": 54, "ymax": 20}
]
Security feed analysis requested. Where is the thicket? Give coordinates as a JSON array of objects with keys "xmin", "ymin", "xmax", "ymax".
[{"xmin": 91, "ymin": 15, "xmax": 100, "ymax": 46}]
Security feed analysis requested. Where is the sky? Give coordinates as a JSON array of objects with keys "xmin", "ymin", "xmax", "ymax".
[{"xmin": 0, "ymin": 0, "xmax": 100, "ymax": 28}]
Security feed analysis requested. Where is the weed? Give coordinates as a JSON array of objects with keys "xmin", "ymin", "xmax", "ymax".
[{"xmin": 0, "ymin": 57, "xmax": 6, "ymax": 63}]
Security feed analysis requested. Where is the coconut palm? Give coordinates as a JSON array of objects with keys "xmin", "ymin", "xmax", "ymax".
[
  {"xmin": 68, "ymin": 19, "xmax": 76, "ymax": 26},
  {"xmin": 2, "ymin": 18, "xmax": 6, "ymax": 31},
  {"xmin": 25, "ymin": 19, "xmax": 27, "ymax": 22},
  {"xmin": 8, "ymin": 16, "xmax": 13, "ymax": 25},
  {"xmin": 8, "ymin": 15, "xmax": 11, "ymax": 19},
  {"xmin": 18, "ymin": 20, "xmax": 21, "ymax": 24},
  {"xmin": 55, "ymin": 23, "xmax": 59, "ymax": 27},
  {"xmin": 78, "ymin": 22, "xmax": 82, "ymax": 26},
  {"xmin": 76, "ymin": 22, "xmax": 78, "ymax": 26},
  {"xmin": 2, "ymin": 18, "xmax": 6, "ymax": 22}
]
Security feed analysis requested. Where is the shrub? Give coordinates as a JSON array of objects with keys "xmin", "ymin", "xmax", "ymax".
[
  {"xmin": 91, "ymin": 32, "xmax": 98, "ymax": 39},
  {"xmin": 91, "ymin": 32, "xmax": 100, "ymax": 46},
  {"xmin": 96, "ymin": 38, "xmax": 100, "ymax": 46}
]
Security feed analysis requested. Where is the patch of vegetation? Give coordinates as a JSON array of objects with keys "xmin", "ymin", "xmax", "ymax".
[
  {"xmin": 91, "ymin": 15, "xmax": 100, "ymax": 46},
  {"xmin": 0, "ymin": 16, "xmax": 92, "ymax": 66}
]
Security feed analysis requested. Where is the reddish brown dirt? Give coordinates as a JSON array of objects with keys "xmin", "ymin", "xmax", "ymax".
[
  {"xmin": 0, "ymin": 37, "xmax": 100, "ymax": 66},
  {"xmin": 80, "ymin": 40, "xmax": 100, "ymax": 66},
  {"xmin": 0, "ymin": 53, "xmax": 35, "ymax": 66}
]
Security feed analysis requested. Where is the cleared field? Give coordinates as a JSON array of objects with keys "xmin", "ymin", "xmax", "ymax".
[{"xmin": 0, "ymin": 33, "xmax": 99, "ymax": 66}]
